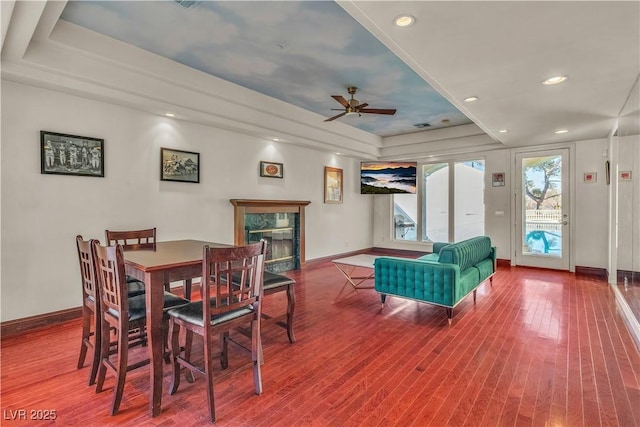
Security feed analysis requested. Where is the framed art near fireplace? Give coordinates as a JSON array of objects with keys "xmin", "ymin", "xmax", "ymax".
[
  {"xmin": 324, "ymin": 166, "xmax": 343, "ymax": 203},
  {"xmin": 260, "ymin": 161, "xmax": 284, "ymax": 178}
]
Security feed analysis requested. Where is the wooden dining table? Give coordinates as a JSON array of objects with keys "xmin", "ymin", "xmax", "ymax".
[{"xmin": 123, "ymin": 239, "xmax": 232, "ymax": 417}]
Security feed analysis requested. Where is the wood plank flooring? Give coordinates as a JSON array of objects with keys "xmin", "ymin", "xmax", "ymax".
[{"xmin": 2, "ymin": 260, "xmax": 640, "ymax": 426}]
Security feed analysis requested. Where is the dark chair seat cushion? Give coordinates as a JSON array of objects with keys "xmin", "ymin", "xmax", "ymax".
[
  {"xmin": 167, "ymin": 300, "xmax": 254, "ymax": 328},
  {"xmin": 162, "ymin": 292, "xmax": 191, "ymax": 311},
  {"xmin": 107, "ymin": 292, "xmax": 189, "ymax": 323},
  {"xmin": 263, "ymin": 271, "xmax": 295, "ymax": 291},
  {"xmin": 229, "ymin": 271, "xmax": 295, "ymax": 292},
  {"xmin": 126, "ymin": 277, "xmax": 146, "ymax": 297}
]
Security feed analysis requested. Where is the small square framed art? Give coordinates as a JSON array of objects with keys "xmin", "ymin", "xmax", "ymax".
[{"xmin": 260, "ymin": 161, "xmax": 283, "ymax": 178}]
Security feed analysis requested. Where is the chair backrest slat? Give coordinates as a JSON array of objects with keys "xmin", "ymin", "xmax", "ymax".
[{"xmin": 105, "ymin": 228, "xmax": 156, "ymax": 251}]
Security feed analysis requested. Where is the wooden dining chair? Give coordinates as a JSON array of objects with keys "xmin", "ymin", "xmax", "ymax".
[
  {"xmin": 261, "ymin": 272, "xmax": 297, "ymax": 343},
  {"xmin": 92, "ymin": 240, "xmax": 189, "ymax": 415},
  {"xmin": 105, "ymin": 228, "xmax": 155, "ymax": 297},
  {"xmin": 105, "ymin": 228, "xmax": 192, "ymax": 299},
  {"xmin": 76, "ymin": 235, "xmax": 102, "ymax": 386},
  {"xmin": 166, "ymin": 240, "xmax": 267, "ymax": 423},
  {"xmin": 233, "ymin": 271, "xmax": 297, "ymax": 343}
]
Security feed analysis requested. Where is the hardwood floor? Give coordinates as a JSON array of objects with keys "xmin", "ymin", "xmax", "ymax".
[{"xmin": 2, "ymin": 260, "xmax": 640, "ymax": 426}]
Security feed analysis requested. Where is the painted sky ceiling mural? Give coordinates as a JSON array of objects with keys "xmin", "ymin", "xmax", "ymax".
[{"xmin": 61, "ymin": 1, "xmax": 472, "ymax": 137}]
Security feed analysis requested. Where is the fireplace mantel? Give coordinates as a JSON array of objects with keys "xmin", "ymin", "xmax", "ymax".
[
  {"xmin": 230, "ymin": 199, "xmax": 311, "ymax": 268},
  {"xmin": 230, "ymin": 199, "xmax": 311, "ymax": 209}
]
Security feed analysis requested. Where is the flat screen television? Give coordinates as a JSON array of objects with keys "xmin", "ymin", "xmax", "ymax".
[{"xmin": 360, "ymin": 161, "xmax": 417, "ymax": 194}]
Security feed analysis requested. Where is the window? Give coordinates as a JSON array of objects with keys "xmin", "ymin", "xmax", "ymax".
[
  {"xmin": 394, "ymin": 194, "xmax": 417, "ymax": 240},
  {"xmin": 454, "ymin": 161, "xmax": 485, "ymax": 241},
  {"xmin": 393, "ymin": 159, "xmax": 484, "ymax": 243},
  {"xmin": 423, "ymin": 163, "xmax": 449, "ymax": 242}
]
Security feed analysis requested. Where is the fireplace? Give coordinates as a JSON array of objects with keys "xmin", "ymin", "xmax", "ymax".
[{"xmin": 230, "ymin": 199, "xmax": 310, "ymax": 272}]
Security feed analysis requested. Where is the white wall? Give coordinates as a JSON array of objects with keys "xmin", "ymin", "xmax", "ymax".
[
  {"xmin": 0, "ymin": 81, "xmax": 373, "ymax": 321},
  {"xmin": 483, "ymin": 149, "xmax": 512, "ymax": 260},
  {"xmin": 574, "ymin": 139, "xmax": 610, "ymax": 268},
  {"xmin": 617, "ymin": 135, "xmax": 640, "ymax": 272},
  {"xmin": 616, "ymin": 75, "xmax": 640, "ymax": 275}
]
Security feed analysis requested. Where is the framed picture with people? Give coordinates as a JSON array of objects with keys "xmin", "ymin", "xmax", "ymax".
[
  {"xmin": 160, "ymin": 147, "xmax": 200, "ymax": 183},
  {"xmin": 40, "ymin": 131, "xmax": 104, "ymax": 177}
]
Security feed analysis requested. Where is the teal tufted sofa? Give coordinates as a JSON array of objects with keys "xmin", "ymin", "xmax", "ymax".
[{"xmin": 374, "ymin": 236, "xmax": 496, "ymax": 324}]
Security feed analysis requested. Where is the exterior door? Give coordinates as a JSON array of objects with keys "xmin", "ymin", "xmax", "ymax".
[{"xmin": 515, "ymin": 149, "xmax": 570, "ymax": 270}]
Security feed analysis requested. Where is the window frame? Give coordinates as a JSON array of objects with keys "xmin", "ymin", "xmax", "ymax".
[{"xmin": 391, "ymin": 156, "xmax": 486, "ymax": 244}]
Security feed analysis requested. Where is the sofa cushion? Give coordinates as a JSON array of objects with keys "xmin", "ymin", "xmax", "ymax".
[
  {"xmin": 417, "ymin": 253, "xmax": 439, "ymax": 262},
  {"xmin": 375, "ymin": 258, "xmax": 458, "ymax": 306},
  {"xmin": 438, "ymin": 236, "xmax": 492, "ymax": 271}
]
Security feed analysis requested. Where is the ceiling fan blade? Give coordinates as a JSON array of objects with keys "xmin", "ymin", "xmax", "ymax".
[
  {"xmin": 324, "ymin": 112, "xmax": 347, "ymax": 122},
  {"xmin": 331, "ymin": 95, "xmax": 349, "ymax": 108},
  {"xmin": 360, "ymin": 108, "xmax": 397, "ymax": 115},
  {"xmin": 355, "ymin": 103, "xmax": 369, "ymax": 110}
]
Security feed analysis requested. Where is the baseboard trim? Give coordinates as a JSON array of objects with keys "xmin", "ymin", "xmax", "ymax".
[
  {"xmin": 370, "ymin": 247, "xmax": 431, "ymax": 257},
  {"xmin": 1, "ymin": 307, "xmax": 82, "ymax": 338},
  {"xmin": 305, "ymin": 247, "xmax": 430, "ymax": 268},
  {"xmin": 496, "ymin": 258, "xmax": 511, "ymax": 268},
  {"xmin": 617, "ymin": 269, "xmax": 640, "ymax": 282},
  {"xmin": 305, "ymin": 248, "xmax": 371, "ymax": 267},
  {"xmin": 576, "ymin": 266, "xmax": 608, "ymax": 278}
]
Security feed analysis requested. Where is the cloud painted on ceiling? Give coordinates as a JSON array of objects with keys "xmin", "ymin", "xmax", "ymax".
[{"xmin": 61, "ymin": 1, "xmax": 471, "ymax": 136}]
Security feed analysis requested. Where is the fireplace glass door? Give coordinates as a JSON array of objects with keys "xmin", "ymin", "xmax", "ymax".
[{"xmin": 245, "ymin": 212, "xmax": 299, "ymax": 272}]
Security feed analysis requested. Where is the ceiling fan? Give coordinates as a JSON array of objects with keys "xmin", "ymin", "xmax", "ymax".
[{"xmin": 324, "ymin": 86, "xmax": 397, "ymax": 122}]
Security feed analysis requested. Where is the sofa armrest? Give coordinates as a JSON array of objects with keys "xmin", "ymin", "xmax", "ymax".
[
  {"xmin": 374, "ymin": 257, "xmax": 460, "ymax": 307},
  {"xmin": 431, "ymin": 242, "xmax": 450, "ymax": 254},
  {"xmin": 490, "ymin": 246, "xmax": 497, "ymax": 269}
]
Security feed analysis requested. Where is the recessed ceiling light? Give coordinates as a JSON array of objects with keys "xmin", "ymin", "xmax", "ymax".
[
  {"xmin": 272, "ymin": 138, "xmax": 280, "ymax": 141},
  {"xmin": 165, "ymin": 113, "xmax": 175, "ymax": 117},
  {"xmin": 464, "ymin": 96, "xmax": 479, "ymax": 103},
  {"xmin": 335, "ymin": 152, "xmax": 342, "ymax": 155},
  {"xmin": 554, "ymin": 129, "xmax": 569, "ymax": 134},
  {"xmin": 498, "ymin": 129, "xmax": 508, "ymax": 133},
  {"xmin": 543, "ymin": 76, "xmax": 568, "ymax": 85},
  {"xmin": 394, "ymin": 15, "xmax": 415, "ymax": 27}
]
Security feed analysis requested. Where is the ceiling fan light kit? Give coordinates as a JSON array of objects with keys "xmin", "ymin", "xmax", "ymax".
[{"xmin": 325, "ymin": 86, "xmax": 396, "ymax": 122}]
